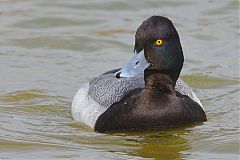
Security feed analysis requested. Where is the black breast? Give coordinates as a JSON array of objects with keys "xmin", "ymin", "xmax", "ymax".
[{"xmin": 95, "ymin": 89, "xmax": 207, "ymax": 132}]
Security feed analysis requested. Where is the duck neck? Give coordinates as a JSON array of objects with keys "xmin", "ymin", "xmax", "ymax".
[{"xmin": 144, "ymin": 70, "xmax": 175, "ymax": 94}]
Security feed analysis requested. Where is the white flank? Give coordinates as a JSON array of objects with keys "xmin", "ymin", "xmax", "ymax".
[{"xmin": 71, "ymin": 83, "xmax": 107, "ymax": 128}]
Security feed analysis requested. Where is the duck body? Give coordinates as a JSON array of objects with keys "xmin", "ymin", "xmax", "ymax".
[
  {"xmin": 71, "ymin": 16, "xmax": 207, "ymax": 132},
  {"xmin": 72, "ymin": 69, "xmax": 205, "ymax": 131},
  {"xmin": 94, "ymin": 72, "xmax": 206, "ymax": 132}
]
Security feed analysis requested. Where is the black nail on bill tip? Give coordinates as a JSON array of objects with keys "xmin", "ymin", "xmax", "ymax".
[{"xmin": 115, "ymin": 72, "xmax": 121, "ymax": 78}]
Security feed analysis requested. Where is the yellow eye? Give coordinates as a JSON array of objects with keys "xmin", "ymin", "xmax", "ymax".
[{"xmin": 155, "ymin": 39, "xmax": 163, "ymax": 46}]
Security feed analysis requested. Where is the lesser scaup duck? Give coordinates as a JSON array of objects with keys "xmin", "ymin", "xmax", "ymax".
[{"xmin": 72, "ymin": 16, "xmax": 207, "ymax": 132}]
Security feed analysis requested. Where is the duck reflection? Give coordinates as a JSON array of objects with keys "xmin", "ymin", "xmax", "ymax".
[{"xmin": 111, "ymin": 128, "xmax": 192, "ymax": 160}]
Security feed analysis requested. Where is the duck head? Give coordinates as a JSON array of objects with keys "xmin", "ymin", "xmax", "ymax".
[{"xmin": 115, "ymin": 16, "xmax": 184, "ymax": 83}]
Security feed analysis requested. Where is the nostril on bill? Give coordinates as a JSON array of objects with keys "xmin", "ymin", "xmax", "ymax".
[
  {"xmin": 135, "ymin": 61, "xmax": 139, "ymax": 65},
  {"xmin": 115, "ymin": 72, "xmax": 121, "ymax": 78}
]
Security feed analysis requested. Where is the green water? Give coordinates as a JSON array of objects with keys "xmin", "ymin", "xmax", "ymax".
[{"xmin": 0, "ymin": 0, "xmax": 239, "ymax": 159}]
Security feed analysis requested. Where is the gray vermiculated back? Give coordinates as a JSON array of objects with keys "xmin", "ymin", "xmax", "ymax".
[
  {"xmin": 88, "ymin": 70, "xmax": 197, "ymax": 108},
  {"xmin": 89, "ymin": 70, "xmax": 144, "ymax": 108}
]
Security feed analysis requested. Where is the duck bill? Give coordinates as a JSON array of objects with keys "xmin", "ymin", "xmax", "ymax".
[{"xmin": 115, "ymin": 50, "xmax": 151, "ymax": 78}]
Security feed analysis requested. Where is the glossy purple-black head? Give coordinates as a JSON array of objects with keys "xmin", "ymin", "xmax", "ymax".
[{"xmin": 116, "ymin": 16, "xmax": 184, "ymax": 83}]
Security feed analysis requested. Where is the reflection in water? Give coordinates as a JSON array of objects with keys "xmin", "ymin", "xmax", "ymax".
[
  {"xmin": 0, "ymin": 0, "xmax": 239, "ymax": 159},
  {"xmin": 121, "ymin": 130, "xmax": 192, "ymax": 160}
]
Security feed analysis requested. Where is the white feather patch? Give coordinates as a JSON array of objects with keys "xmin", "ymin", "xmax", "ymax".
[{"xmin": 71, "ymin": 83, "xmax": 107, "ymax": 128}]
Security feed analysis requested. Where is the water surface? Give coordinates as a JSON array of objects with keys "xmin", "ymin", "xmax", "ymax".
[{"xmin": 0, "ymin": 0, "xmax": 239, "ymax": 159}]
